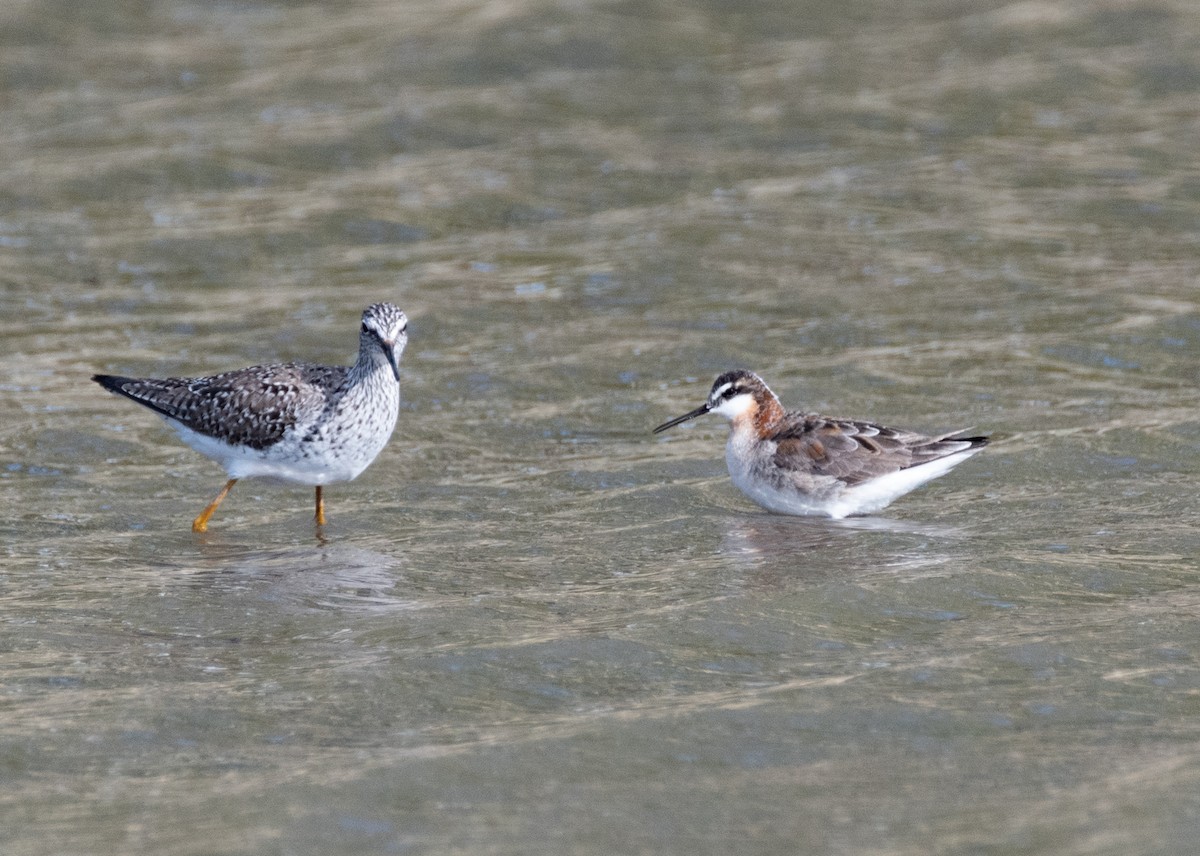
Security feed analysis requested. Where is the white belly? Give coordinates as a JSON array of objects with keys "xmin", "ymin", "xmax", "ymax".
[
  {"xmin": 724, "ymin": 436, "xmax": 981, "ymax": 518},
  {"xmin": 164, "ymin": 378, "xmax": 400, "ymax": 485}
]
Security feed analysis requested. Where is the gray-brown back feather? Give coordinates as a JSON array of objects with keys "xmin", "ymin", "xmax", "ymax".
[
  {"xmin": 93, "ymin": 364, "xmax": 348, "ymax": 450},
  {"xmin": 771, "ymin": 415, "xmax": 987, "ymax": 486}
]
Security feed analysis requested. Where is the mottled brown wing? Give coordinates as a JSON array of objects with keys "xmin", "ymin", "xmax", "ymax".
[
  {"xmin": 770, "ymin": 415, "xmax": 968, "ymax": 486},
  {"xmin": 96, "ymin": 363, "xmax": 347, "ymax": 450}
]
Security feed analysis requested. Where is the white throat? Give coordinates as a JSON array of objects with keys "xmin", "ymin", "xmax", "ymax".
[{"xmin": 709, "ymin": 392, "xmax": 756, "ymax": 422}]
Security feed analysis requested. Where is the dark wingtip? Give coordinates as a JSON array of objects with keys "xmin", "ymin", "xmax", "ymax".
[
  {"xmin": 93, "ymin": 375, "xmax": 145, "ymax": 404},
  {"xmin": 944, "ymin": 429, "xmax": 988, "ymax": 448},
  {"xmin": 955, "ymin": 435, "xmax": 989, "ymax": 451},
  {"xmin": 93, "ymin": 374, "xmax": 127, "ymax": 392}
]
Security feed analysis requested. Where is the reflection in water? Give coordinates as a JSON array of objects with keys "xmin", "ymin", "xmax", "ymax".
[
  {"xmin": 826, "ymin": 516, "xmax": 969, "ymax": 538},
  {"xmin": 718, "ymin": 514, "xmax": 855, "ymax": 561},
  {"xmin": 155, "ymin": 542, "xmax": 421, "ymax": 615},
  {"xmin": 718, "ymin": 512, "xmax": 965, "ymax": 574}
]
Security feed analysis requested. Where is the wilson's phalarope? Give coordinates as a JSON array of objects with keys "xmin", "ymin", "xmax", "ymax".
[
  {"xmin": 653, "ymin": 370, "xmax": 987, "ymax": 518},
  {"xmin": 94, "ymin": 303, "xmax": 408, "ymax": 532}
]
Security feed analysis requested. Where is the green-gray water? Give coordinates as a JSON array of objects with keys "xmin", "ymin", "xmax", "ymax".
[{"xmin": 4, "ymin": 1, "xmax": 1200, "ymax": 853}]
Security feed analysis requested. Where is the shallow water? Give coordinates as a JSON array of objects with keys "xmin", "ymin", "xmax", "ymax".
[{"xmin": 4, "ymin": 1, "xmax": 1200, "ymax": 854}]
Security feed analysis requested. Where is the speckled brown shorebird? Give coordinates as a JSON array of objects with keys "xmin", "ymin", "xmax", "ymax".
[
  {"xmin": 653, "ymin": 369, "xmax": 987, "ymax": 518},
  {"xmin": 94, "ymin": 303, "xmax": 408, "ymax": 532}
]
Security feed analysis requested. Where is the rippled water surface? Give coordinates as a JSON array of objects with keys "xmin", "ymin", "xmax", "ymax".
[{"xmin": 4, "ymin": 1, "xmax": 1200, "ymax": 854}]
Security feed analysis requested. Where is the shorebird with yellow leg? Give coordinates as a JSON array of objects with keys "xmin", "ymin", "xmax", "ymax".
[{"xmin": 94, "ymin": 303, "xmax": 408, "ymax": 532}]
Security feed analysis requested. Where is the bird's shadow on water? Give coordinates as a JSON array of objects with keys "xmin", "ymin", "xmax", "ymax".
[
  {"xmin": 826, "ymin": 515, "xmax": 971, "ymax": 537},
  {"xmin": 715, "ymin": 511, "xmax": 974, "ymax": 584},
  {"xmin": 162, "ymin": 535, "xmax": 421, "ymax": 615}
]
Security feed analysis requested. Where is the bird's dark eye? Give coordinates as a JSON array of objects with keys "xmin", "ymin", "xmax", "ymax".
[
  {"xmin": 723, "ymin": 386, "xmax": 739, "ymax": 399},
  {"xmin": 361, "ymin": 322, "xmax": 371, "ymax": 334}
]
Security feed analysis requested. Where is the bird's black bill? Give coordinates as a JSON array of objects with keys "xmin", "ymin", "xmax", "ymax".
[
  {"xmin": 652, "ymin": 404, "xmax": 710, "ymax": 434},
  {"xmin": 384, "ymin": 342, "xmax": 402, "ymax": 382}
]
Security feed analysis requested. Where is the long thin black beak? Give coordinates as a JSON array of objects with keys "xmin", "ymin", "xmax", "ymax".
[
  {"xmin": 653, "ymin": 403, "xmax": 711, "ymax": 434},
  {"xmin": 383, "ymin": 341, "xmax": 401, "ymax": 382}
]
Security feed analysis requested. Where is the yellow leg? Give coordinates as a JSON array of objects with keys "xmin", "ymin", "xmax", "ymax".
[
  {"xmin": 192, "ymin": 478, "xmax": 237, "ymax": 533},
  {"xmin": 315, "ymin": 485, "xmax": 327, "ymax": 526}
]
